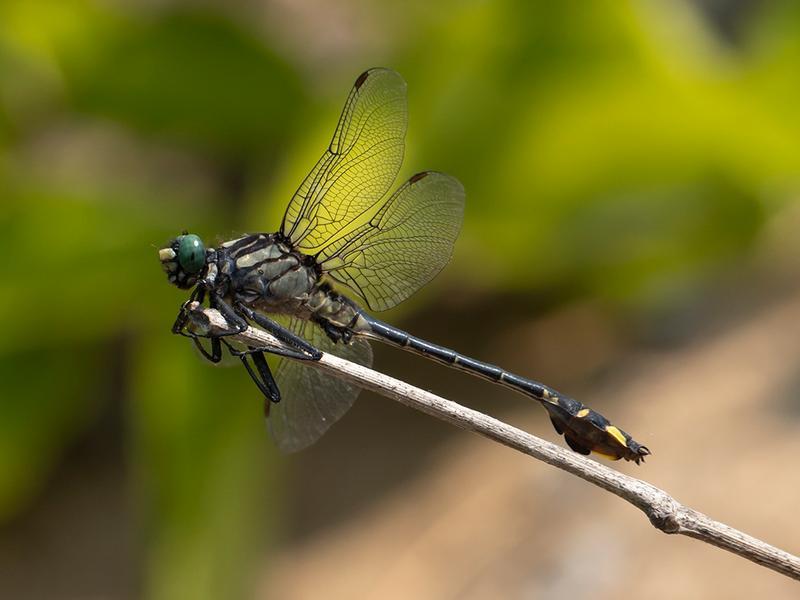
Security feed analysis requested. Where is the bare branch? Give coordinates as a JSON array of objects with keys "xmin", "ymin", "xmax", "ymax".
[{"xmin": 186, "ymin": 303, "xmax": 800, "ymax": 581}]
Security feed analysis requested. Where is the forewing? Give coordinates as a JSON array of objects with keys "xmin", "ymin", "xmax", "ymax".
[
  {"xmin": 318, "ymin": 171, "xmax": 465, "ymax": 311},
  {"xmin": 280, "ymin": 68, "xmax": 407, "ymax": 251},
  {"xmin": 269, "ymin": 318, "xmax": 373, "ymax": 453}
]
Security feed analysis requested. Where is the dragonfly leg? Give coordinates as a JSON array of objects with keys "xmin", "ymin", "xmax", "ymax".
[
  {"xmin": 172, "ymin": 286, "xmax": 223, "ymax": 362},
  {"xmin": 210, "ymin": 294, "xmax": 249, "ymax": 335},
  {"xmin": 171, "ymin": 308, "xmax": 189, "ymax": 335},
  {"xmin": 171, "ymin": 285, "xmax": 207, "ymax": 335},
  {"xmin": 193, "ymin": 335, "xmax": 222, "ymax": 363},
  {"xmin": 173, "ymin": 290, "xmax": 248, "ymax": 341},
  {"xmin": 232, "ymin": 345, "xmax": 281, "ymax": 405},
  {"xmin": 222, "ymin": 337, "xmax": 314, "ymax": 361},
  {"xmin": 235, "ymin": 303, "xmax": 322, "ymax": 360},
  {"xmin": 219, "ymin": 339, "xmax": 282, "ymax": 404}
]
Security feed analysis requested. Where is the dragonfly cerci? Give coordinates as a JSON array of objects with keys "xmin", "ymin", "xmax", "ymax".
[{"xmin": 159, "ymin": 68, "xmax": 649, "ymax": 463}]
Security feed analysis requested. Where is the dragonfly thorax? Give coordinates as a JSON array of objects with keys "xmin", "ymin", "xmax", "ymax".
[
  {"xmin": 216, "ymin": 233, "xmax": 371, "ymax": 336},
  {"xmin": 217, "ymin": 233, "xmax": 320, "ymax": 316}
]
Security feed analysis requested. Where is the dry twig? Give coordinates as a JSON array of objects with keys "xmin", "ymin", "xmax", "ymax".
[{"xmin": 187, "ymin": 303, "xmax": 800, "ymax": 581}]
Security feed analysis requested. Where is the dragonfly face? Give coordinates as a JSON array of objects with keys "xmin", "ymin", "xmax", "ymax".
[{"xmin": 159, "ymin": 233, "xmax": 210, "ymax": 289}]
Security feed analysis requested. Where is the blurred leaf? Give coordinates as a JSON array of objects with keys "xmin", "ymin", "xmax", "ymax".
[
  {"xmin": 63, "ymin": 9, "xmax": 306, "ymax": 157},
  {"xmin": 0, "ymin": 346, "xmax": 104, "ymax": 520},
  {"xmin": 0, "ymin": 0, "xmax": 105, "ymax": 72},
  {"xmin": 378, "ymin": 0, "xmax": 800, "ymax": 301},
  {"xmin": 564, "ymin": 177, "xmax": 765, "ymax": 301}
]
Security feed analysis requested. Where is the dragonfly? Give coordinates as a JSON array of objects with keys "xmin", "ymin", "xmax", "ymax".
[{"xmin": 159, "ymin": 68, "xmax": 650, "ymax": 464}]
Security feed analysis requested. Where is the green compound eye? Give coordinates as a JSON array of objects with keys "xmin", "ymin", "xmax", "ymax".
[{"xmin": 177, "ymin": 234, "xmax": 206, "ymax": 274}]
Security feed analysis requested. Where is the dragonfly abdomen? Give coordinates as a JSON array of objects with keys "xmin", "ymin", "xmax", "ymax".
[
  {"xmin": 364, "ymin": 317, "xmax": 522, "ymax": 384},
  {"xmin": 304, "ymin": 285, "xmax": 372, "ymax": 340},
  {"xmin": 360, "ymin": 314, "xmax": 649, "ymax": 464}
]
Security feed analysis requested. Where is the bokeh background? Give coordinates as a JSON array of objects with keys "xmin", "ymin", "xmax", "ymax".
[{"xmin": 1, "ymin": 0, "xmax": 800, "ymax": 598}]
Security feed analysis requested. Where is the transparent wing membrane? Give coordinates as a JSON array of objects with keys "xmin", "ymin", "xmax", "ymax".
[
  {"xmin": 269, "ymin": 318, "xmax": 373, "ymax": 453},
  {"xmin": 281, "ymin": 68, "xmax": 407, "ymax": 251},
  {"xmin": 319, "ymin": 171, "xmax": 465, "ymax": 311}
]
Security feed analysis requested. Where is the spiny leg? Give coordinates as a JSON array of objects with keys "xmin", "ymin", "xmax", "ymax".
[
  {"xmin": 172, "ymin": 285, "xmax": 207, "ymax": 334},
  {"xmin": 171, "ymin": 308, "xmax": 189, "ymax": 336},
  {"xmin": 172, "ymin": 286, "xmax": 223, "ymax": 361},
  {"xmin": 174, "ymin": 292, "xmax": 316, "ymax": 360},
  {"xmin": 209, "ymin": 296, "xmax": 317, "ymax": 361},
  {"xmin": 220, "ymin": 337, "xmax": 319, "ymax": 412},
  {"xmin": 174, "ymin": 292, "xmax": 323, "ymax": 405},
  {"xmin": 210, "ymin": 293, "xmax": 248, "ymax": 335},
  {"xmin": 232, "ymin": 344, "xmax": 281, "ymax": 405},
  {"xmin": 193, "ymin": 336, "xmax": 222, "ymax": 363},
  {"xmin": 223, "ymin": 338, "xmax": 315, "ymax": 362},
  {"xmin": 175, "ymin": 292, "xmax": 248, "ymax": 343},
  {"xmin": 235, "ymin": 302, "xmax": 322, "ymax": 360}
]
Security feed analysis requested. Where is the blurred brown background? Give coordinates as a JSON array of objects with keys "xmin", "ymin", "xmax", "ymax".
[{"xmin": 1, "ymin": 0, "xmax": 799, "ymax": 598}]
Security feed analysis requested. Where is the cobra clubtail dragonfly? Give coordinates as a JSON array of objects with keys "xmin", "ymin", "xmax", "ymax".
[{"xmin": 160, "ymin": 68, "xmax": 650, "ymax": 463}]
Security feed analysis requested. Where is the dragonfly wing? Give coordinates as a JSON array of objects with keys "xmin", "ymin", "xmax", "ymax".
[
  {"xmin": 318, "ymin": 171, "xmax": 465, "ymax": 311},
  {"xmin": 280, "ymin": 68, "xmax": 407, "ymax": 252},
  {"xmin": 269, "ymin": 318, "xmax": 373, "ymax": 453}
]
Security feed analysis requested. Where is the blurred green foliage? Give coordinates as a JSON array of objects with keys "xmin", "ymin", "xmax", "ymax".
[
  {"xmin": 1, "ymin": 0, "xmax": 799, "ymax": 597},
  {"xmin": 64, "ymin": 10, "xmax": 305, "ymax": 156}
]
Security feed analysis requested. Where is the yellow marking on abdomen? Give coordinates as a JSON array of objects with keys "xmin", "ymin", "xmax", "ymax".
[
  {"xmin": 604, "ymin": 425, "xmax": 628, "ymax": 448},
  {"xmin": 593, "ymin": 450, "xmax": 622, "ymax": 461}
]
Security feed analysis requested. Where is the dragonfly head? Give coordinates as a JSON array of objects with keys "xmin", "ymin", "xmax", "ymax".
[{"xmin": 159, "ymin": 233, "xmax": 209, "ymax": 289}]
